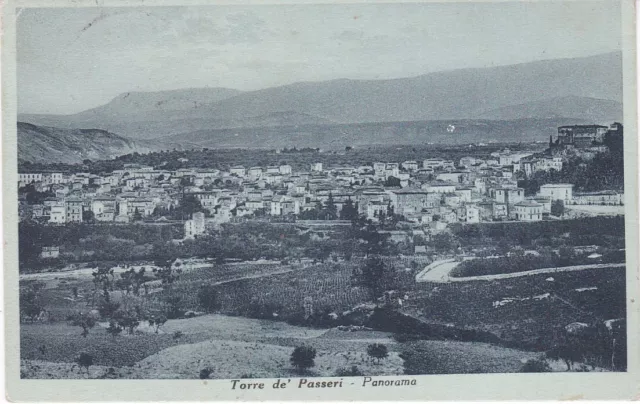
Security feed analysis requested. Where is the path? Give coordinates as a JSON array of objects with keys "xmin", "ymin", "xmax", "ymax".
[
  {"xmin": 415, "ymin": 259, "xmax": 459, "ymax": 282},
  {"xmin": 417, "ymin": 259, "xmax": 625, "ymax": 284}
]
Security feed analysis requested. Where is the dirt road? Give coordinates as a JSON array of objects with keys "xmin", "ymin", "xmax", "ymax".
[{"xmin": 416, "ymin": 259, "xmax": 625, "ymax": 283}]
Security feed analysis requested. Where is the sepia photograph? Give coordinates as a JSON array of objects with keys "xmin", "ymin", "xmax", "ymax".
[{"xmin": 3, "ymin": 0, "xmax": 639, "ymax": 400}]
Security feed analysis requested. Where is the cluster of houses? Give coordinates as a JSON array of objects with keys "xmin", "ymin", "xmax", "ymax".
[{"xmin": 17, "ymin": 123, "xmax": 624, "ymax": 244}]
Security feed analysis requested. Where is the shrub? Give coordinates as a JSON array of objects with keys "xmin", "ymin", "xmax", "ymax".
[
  {"xmin": 199, "ymin": 367, "xmax": 214, "ymax": 379},
  {"xmin": 172, "ymin": 331, "xmax": 183, "ymax": 340},
  {"xmin": 520, "ymin": 358, "xmax": 552, "ymax": 373},
  {"xmin": 334, "ymin": 365, "xmax": 364, "ymax": 377},
  {"xmin": 290, "ymin": 345, "xmax": 316, "ymax": 373},
  {"xmin": 367, "ymin": 343, "xmax": 389, "ymax": 364},
  {"xmin": 76, "ymin": 352, "xmax": 93, "ymax": 373}
]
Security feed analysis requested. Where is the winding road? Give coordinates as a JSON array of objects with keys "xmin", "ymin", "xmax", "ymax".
[{"xmin": 416, "ymin": 259, "xmax": 625, "ymax": 283}]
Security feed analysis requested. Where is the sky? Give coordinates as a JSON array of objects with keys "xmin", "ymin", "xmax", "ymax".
[{"xmin": 17, "ymin": 1, "xmax": 622, "ymax": 115}]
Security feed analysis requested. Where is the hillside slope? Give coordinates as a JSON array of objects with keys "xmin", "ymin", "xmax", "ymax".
[
  {"xmin": 17, "ymin": 122, "xmax": 183, "ymax": 164},
  {"xmin": 476, "ymin": 96, "xmax": 622, "ymax": 121}
]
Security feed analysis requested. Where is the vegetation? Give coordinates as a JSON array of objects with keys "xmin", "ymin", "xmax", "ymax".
[
  {"xmin": 67, "ymin": 312, "xmax": 97, "ymax": 338},
  {"xmin": 451, "ymin": 247, "xmax": 624, "ymax": 278},
  {"xmin": 550, "ymin": 200, "xmax": 565, "ymax": 217},
  {"xmin": 334, "ymin": 366, "xmax": 364, "ymax": 377},
  {"xmin": 450, "ymin": 216, "xmax": 625, "ymax": 251},
  {"xmin": 197, "ymin": 285, "xmax": 220, "ymax": 313},
  {"xmin": 519, "ymin": 358, "xmax": 552, "ymax": 373},
  {"xmin": 290, "ymin": 345, "xmax": 317, "ymax": 373},
  {"xmin": 76, "ymin": 352, "xmax": 93, "ymax": 373},
  {"xmin": 366, "ymin": 343, "xmax": 389, "ymax": 364}
]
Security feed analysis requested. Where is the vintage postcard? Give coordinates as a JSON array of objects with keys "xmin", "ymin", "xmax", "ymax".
[{"xmin": 2, "ymin": 0, "xmax": 639, "ymax": 401}]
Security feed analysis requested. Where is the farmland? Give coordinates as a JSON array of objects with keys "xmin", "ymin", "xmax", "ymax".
[
  {"xmin": 20, "ymin": 252, "xmax": 626, "ymax": 378},
  {"xmin": 149, "ymin": 257, "xmax": 426, "ymax": 321}
]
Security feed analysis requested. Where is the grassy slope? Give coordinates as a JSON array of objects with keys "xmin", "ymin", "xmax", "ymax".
[
  {"xmin": 403, "ymin": 267, "xmax": 626, "ymax": 350},
  {"xmin": 21, "ymin": 314, "xmax": 541, "ymax": 379}
]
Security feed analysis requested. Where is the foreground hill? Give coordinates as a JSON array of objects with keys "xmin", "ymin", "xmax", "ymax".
[
  {"xmin": 19, "ymin": 52, "xmax": 622, "ymax": 140},
  {"xmin": 17, "ymin": 122, "xmax": 185, "ymax": 164}
]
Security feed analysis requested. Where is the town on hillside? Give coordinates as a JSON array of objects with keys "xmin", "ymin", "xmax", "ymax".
[
  {"xmin": 17, "ymin": 119, "xmax": 628, "ymax": 380},
  {"xmin": 19, "ymin": 122, "xmax": 624, "ymax": 245}
]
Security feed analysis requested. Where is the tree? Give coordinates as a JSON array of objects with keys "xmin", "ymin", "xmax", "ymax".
[
  {"xmin": 358, "ymin": 222, "xmax": 392, "ymax": 256},
  {"xmin": 352, "ymin": 255, "xmax": 390, "ymax": 299},
  {"xmin": 76, "ymin": 352, "xmax": 93, "ymax": 374},
  {"xmin": 432, "ymin": 232, "xmax": 459, "ymax": 253},
  {"xmin": 367, "ymin": 343, "xmax": 389, "ymax": 364},
  {"xmin": 106, "ymin": 319, "xmax": 123, "ymax": 338},
  {"xmin": 67, "ymin": 312, "xmax": 97, "ymax": 337},
  {"xmin": 290, "ymin": 345, "xmax": 316, "ymax": 373},
  {"xmin": 551, "ymin": 199, "xmax": 565, "ymax": 217},
  {"xmin": 147, "ymin": 314, "xmax": 168, "ymax": 333},
  {"xmin": 547, "ymin": 344, "xmax": 583, "ymax": 371},
  {"xmin": 384, "ymin": 176, "xmax": 401, "ymax": 187},
  {"xmin": 197, "ymin": 285, "xmax": 220, "ymax": 313},
  {"xmin": 20, "ymin": 285, "xmax": 44, "ymax": 323},
  {"xmin": 113, "ymin": 308, "xmax": 141, "ymax": 335},
  {"xmin": 82, "ymin": 210, "xmax": 95, "ymax": 223},
  {"xmin": 133, "ymin": 208, "xmax": 143, "ymax": 221},
  {"xmin": 340, "ymin": 198, "xmax": 358, "ymax": 221}
]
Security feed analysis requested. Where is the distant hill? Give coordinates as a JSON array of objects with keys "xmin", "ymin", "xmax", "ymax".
[
  {"xmin": 19, "ymin": 87, "xmax": 243, "ymax": 139},
  {"xmin": 476, "ymin": 96, "xmax": 622, "ymax": 121},
  {"xmin": 19, "ymin": 52, "xmax": 622, "ymax": 141},
  {"xmin": 161, "ymin": 118, "xmax": 595, "ymax": 149},
  {"xmin": 17, "ymin": 122, "xmax": 186, "ymax": 164}
]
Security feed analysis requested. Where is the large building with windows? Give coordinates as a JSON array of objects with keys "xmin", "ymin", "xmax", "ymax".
[{"xmin": 538, "ymin": 184, "xmax": 573, "ymax": 203}]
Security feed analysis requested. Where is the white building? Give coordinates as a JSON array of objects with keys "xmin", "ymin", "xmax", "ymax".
[
  {"xmin": 513, "ymin": 201, "xmax": 543, "ymax": 221},
  {"xmin": 49, "ymin": 204, "xmax": 66, "ymax": 224},
  {"xmin": 229, "ymin": 166, "xmax": 246, "ymax": 177},
  {"xmin": 311, "ymin": 163, "xmax": 323, "ymax": 172},
  {"xmin": 538, "ymin": 184, "xmax": 573, "ymax": 203},
  {"xmin": 184, "ymin": 212, "xmax": 206, "ymax": 239},
  {"xmin": 465, "ymin": 205, "xmax": 480, "ymax": 223}
]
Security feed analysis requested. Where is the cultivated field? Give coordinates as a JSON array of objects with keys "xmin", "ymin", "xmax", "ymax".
[{"xmin": 20, "ymin": 255, "xmax": 624, "ymax": 378}]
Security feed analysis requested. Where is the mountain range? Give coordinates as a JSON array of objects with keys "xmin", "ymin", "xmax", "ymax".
[{"xmin": 18, "ymin": 51, "xmax": 623, "ymax": 162}]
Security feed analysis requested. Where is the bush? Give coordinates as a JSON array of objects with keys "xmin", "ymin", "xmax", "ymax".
[
  {"xmin": 367, "ymin": 343, "xmax": 389, "ymax": 364},
  {"xmin": 290, "ymin": 345, "xmax": 316, "ymax": 373},
  {"xmin": 520, "ymin": 358, "xmax": 552, "ymax": 373},
  {"xmin": 199, "ymin": 367, "xmax": 214, "ymax": 379},
  {"xmin": 334, "ymin": 365, "xmax": 364, "ymax": 377},
  {"xmin": 76, "ymin": 352, "xmax": 93, "ymax": 372}
]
